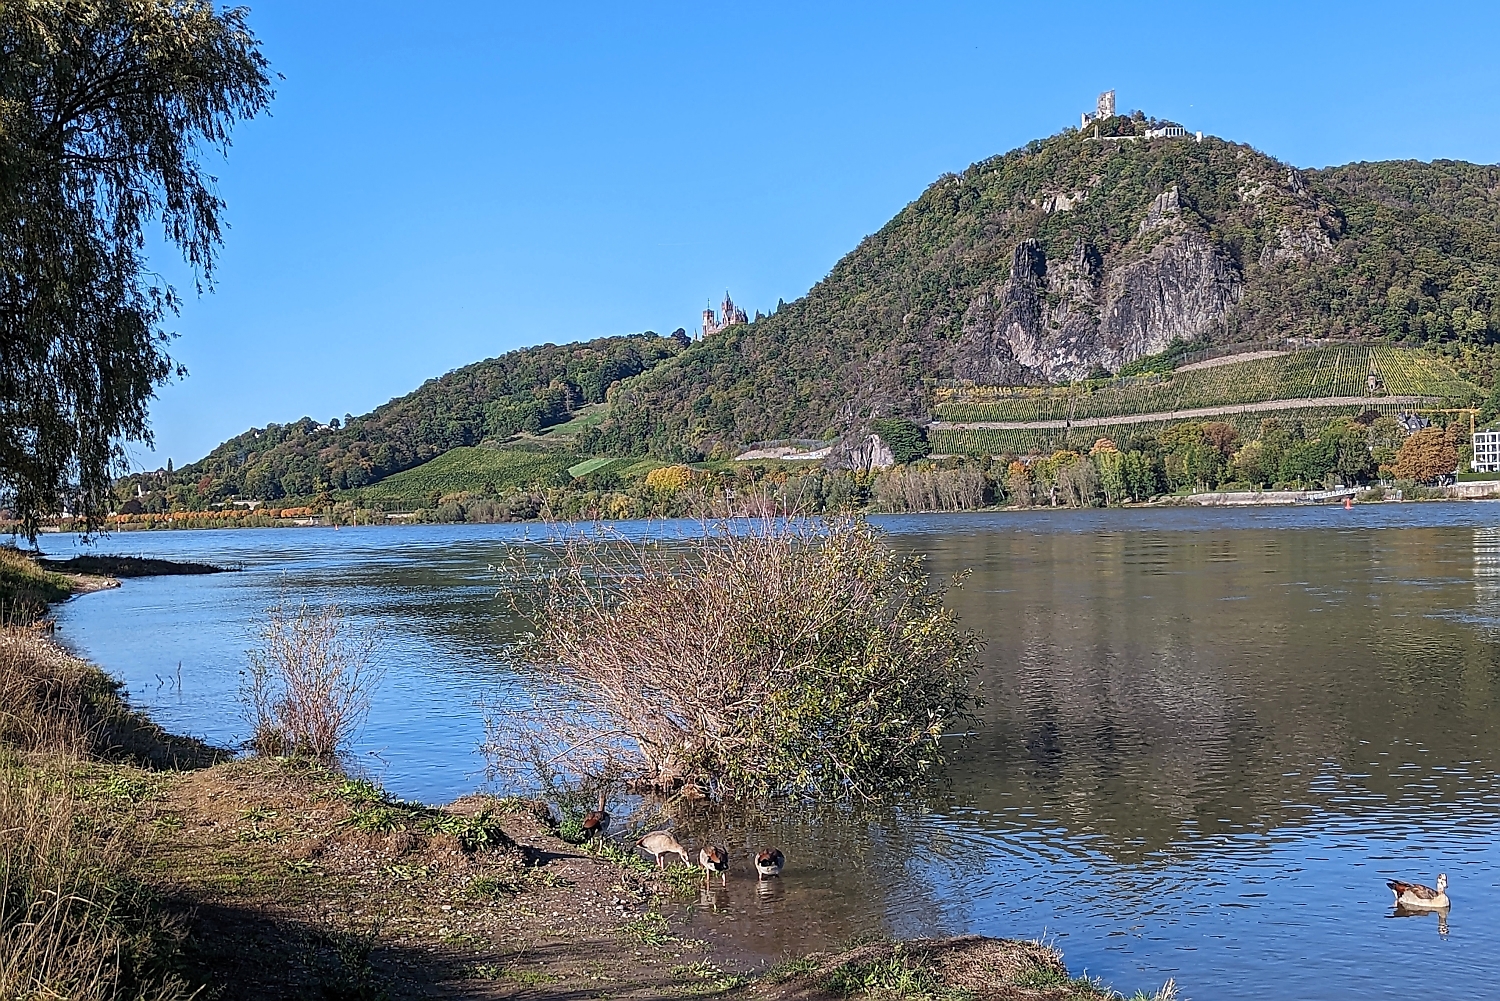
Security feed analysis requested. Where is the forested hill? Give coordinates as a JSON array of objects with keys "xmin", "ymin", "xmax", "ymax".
[
  {"xmin": 588, "ymin": 121, "xmax": 1500, "ymax": 456},
  {"xmin": 147, "ymin": 332, "xmax": 684, "ymax": 505}
]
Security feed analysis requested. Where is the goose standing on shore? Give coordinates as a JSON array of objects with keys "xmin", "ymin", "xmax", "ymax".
[
  {"xmin": 582, "ymin": 791, "xmax": 610, "ymax": 840},
  {"xmin": 699, "ymin": 845, "xmax": 730, "ymax": 886},
  {"xmin": 635, "ymin": 831, "xmax": 690, "ymax": 867},
  {"xmin": 1387, "ymin": 874, "xmax": 1449, "ymax": 909},
  {"xmin": 754, "ymin": 848, "xmax": 785, "ymax": 880}
]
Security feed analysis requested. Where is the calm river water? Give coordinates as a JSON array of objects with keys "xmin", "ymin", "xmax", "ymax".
[{"xmin": 37, "ymin": 506, "xmax": 1500, "ymax": 999}]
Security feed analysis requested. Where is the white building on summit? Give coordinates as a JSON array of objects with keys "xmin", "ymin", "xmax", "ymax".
[{"xmin": 701, "ymin": 292, "xmax": 748, "ymax": 338}]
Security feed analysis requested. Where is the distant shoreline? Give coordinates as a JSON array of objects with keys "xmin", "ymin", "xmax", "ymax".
[{"xmin": 14, "ymin": 483, "xmax": 1500, "ymax": 536}]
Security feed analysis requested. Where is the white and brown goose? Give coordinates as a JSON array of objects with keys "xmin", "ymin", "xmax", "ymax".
[
  {"xmin": 699, "ymin": 845, "xmax": 730, "ymax": 886},
  {"xmin": 635, "ymin": 830, "xmax": 691, "ymax": 868},
  {"xmin": 754, "ymin": 848, "xmax": 785, "ymax": 880},
  {"xmin": 1387, "ymin": 873, "xmax": 1449, "ymax": 909}
]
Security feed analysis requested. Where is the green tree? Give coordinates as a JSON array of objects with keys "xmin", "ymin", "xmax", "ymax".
[{"xmin": 0, "ymin": 0, "xmax": 272, "ymax": 539}]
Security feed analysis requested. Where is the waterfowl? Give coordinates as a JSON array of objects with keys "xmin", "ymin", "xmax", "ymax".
[
  {"xmin": 635, "ymin": 830, "xmax": 690, "ymax": 867},
  {"xmin": 699, "ymin": 845, "xmax": 730, "ymax": 886},
  {"xmin": 581, "ymin": 791, "xmax": 610, "ymax": 840},
  {"xmin": 1387, "ymin": 874, "xmax": 1449, "ymax": 909},
  {"xmin": 754, "ymin": 848, "xmax": 785, "ymax": 880}
]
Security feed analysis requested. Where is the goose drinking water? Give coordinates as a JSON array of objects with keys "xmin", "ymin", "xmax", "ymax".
[{"xmin": 634, "ymin": 830, "xmax": 690, "ymax": 868}]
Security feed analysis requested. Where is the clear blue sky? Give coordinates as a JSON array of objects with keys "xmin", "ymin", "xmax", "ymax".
[{"xmin": 141, "ymin": 0, "xmax": 1500, "ymax": 468}]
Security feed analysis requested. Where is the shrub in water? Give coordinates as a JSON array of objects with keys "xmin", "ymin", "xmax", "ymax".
[
  {"xmin": 489, "ymin": 517, "xmax": 980, "ymax": 799},
  {"xmin": 242, "ymin": 602, "xmax": 381, "ymax": 762}
]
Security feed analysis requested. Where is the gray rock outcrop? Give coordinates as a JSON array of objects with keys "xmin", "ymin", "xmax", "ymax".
[
  {"xmin": 952, "ymin": 186, "xmax": 1245, "ymax": 382},
  {"xmin": 827, "ymin": 433, "xmax": 897, "ymax": 472}
]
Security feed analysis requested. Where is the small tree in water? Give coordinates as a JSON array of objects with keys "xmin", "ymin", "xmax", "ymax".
[
  {"xmin": 490, "ymin": 518, "xmax": 980, "ymax": 799},
  {"xmin": 243, "ymin": 603, "xmax": 381, "ymax": 762}
]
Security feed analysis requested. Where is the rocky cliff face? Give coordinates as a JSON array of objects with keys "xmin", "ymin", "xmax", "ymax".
[{"xmin": 953, "ymin": 187, "xmax": 1244, "ymax": 383}]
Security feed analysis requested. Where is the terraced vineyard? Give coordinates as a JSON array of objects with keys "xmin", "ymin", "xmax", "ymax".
[
  {"xmin": 357, "ymin": 446, "xmax": 579, "ymax": 502},
  {"xmin": 932, "ymin": 346, "xmax": 1478, "ymax": 423},
  {"xmin": 929, "ymin": 402, "xmax": 1417, "ymax": 458}
]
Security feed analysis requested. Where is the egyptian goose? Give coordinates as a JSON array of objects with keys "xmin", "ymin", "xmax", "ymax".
[
  {"xmin": 635, "ymin": 830, "xmax": 690, "ymax": 868},
  {"xmin": 581, "ymin": 791, "xmax": 610, "ymax": 840},
  {"xmin": 754, "ymin": 848, "xmax": 785, "ymax": 880},
  {"xmin": 699, "ymin": 845, "xmax": 729, "ymax": 886},
  {"xmin": 1387, "ymin": 874, "xmax": 1449, "ymax": 909}
]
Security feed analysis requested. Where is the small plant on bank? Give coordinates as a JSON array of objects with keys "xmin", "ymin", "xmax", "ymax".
[
  {"xmin": 242, "ymin": 601, "xmax": 382, "ymax": 762},
  {"xmin": 487, "ymin": 516, "xmax": 981, "ymax": 800}
]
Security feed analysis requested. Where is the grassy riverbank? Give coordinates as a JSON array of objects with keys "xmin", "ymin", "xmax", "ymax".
[{"xmin": 0, "ymin": 549, "xmax": 1171, "ymax": 1000}]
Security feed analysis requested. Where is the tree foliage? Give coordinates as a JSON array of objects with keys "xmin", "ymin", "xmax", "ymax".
[
  {"xmin": 1392, "ymin": 426, "xmax": 1459, "ymax": 484},
  {"xmin": 0, "ymin": 0, "xmax": 272, "ymax": 538},
  {"xmin": 134, "ymin": 332, "xmax": 683, "ymax": 504}
]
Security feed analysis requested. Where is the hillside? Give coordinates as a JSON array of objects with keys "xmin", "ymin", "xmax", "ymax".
[
  {"xmin": 124, "ymin": 114, "xmax": 1500, "ymax": 515},
  {"xmin": 591, "ymin": 118, "xmax": 1500, "ymax": 455},
  {"xmin": 122, "ymin": 332, "xmax": 685, "ymax": 507}
]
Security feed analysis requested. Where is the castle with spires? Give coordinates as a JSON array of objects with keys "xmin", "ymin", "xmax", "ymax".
[{"xmin": 701, "ymin": 292, "xmax": 748, "ymax": 338}]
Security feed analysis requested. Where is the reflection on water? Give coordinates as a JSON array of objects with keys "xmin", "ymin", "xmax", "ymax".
[{"xmin": 38, "ymin": 505, "xmax": 1500, "ymax": 1000}]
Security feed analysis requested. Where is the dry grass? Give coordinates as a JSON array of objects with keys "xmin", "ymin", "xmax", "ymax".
[
  {"xmin": 0, "ymin": 627, "xmax": 223, "ymax": 768},
  {"xmin": 0, "ymin": 628, "xmax": 198, "ymax": 1001},
  {"xmin": 0, "ymin": 757, "xmax": 193, "ymax": 1001},
  {"xmin": 0, "ymin": 545, "xmax": 73, "ymax": 626}
]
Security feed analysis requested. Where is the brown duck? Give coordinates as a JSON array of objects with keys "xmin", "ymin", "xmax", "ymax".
[{"xmin": 581, "ymin": 791, "xmax": 610, "ymax": 840}]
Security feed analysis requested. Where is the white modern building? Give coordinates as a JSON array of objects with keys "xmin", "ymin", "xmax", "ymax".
[{"xmin": 1473, "ymin": 427, "xmax": 1500, "ymax": 472}]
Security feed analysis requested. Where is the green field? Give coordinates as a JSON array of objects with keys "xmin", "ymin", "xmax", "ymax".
[
  {"xmin": 358, "ymin": 446, "xmax": 580, "ymax": 502},
  {"xmin": 932, "ymin": 346, "xmax": 1479, "ymax": 423},
  {"xmin": 566, "ymin": 456, "xmax": 620, "ymax": 478}
]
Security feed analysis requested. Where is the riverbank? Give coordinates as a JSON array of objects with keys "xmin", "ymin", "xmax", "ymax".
[
  {"xmin": 1, "ymin": 546, "xmax": 230, "ymax": 623},
  {"xmin": 0, "ymin": 551, "xmax": 1171, "ymax": 1001},
  {"xmin": 10, "ymin": 479, "xmax": 1500, "ymax": 539}
]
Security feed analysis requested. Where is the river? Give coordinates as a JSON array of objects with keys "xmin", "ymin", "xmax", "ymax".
[{"xmin": 37, "ymin": 505, "xmax": 1500, "ymax": 999}]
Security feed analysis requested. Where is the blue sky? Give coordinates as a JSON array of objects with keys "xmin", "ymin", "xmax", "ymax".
[{"xmin": 141, "ymin": 0, "xmax": 1500, "ymax": 467}]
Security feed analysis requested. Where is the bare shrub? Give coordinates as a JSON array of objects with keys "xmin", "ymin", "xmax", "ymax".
[
  {"xmin": 487, "ymin": 517, "xmax": 980, "ymax": 800},
  {"xmin": 873, "ymin": 465, "xmax": 986, "ymax": 512},
  {"xmin": 243, "ymin": 602, "xmax": 381, "ymax": 762}
]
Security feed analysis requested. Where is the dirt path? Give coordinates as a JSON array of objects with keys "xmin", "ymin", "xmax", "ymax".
[
  {"xmin": 931, "ymin": 395, "xmax": 1430, "ymax": 431},
  {"xmin": 1173, "ymin": 349, "xmax": 1287, "ymax": 373}
]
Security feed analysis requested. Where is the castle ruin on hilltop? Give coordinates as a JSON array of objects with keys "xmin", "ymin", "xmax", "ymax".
[
  {"xmin": 1079, "ymin": 89, "xmax": 1201, "ymax": 143},
  {"xmin": 701, "ymin": 292, "xmax": 748, "ymax": 338},
  {"xmin": 1080, "ymin": 89, "xmax": 1115, "ymax": 130}
]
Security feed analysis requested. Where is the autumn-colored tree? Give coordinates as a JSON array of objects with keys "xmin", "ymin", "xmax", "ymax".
[
  {"xmin": 1202, "ymin": 421, "xmax": 1241, "ymax": 457},
  {"xmin": 1392, "ymin": 427, "xmax": 1459, "ymax": 483},
  {"xmin": 643, "ymin": 464, "xmax": 696, "ymax": 493}
]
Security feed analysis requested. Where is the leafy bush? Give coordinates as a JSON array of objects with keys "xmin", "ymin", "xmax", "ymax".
[
  {"xmin": 871, "ymin": 418, "xmax": 930, "ymax": 463},
  {"xmin": 488, "ymin": 518, "xmax": 980, "ymax": 799}
]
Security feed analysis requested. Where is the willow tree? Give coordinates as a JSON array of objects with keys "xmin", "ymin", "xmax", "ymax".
[{"xmin": 0, "ymin": 1, "xmax": 272, "ymax": 539}]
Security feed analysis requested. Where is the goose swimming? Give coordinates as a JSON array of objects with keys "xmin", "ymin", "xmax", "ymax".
[
  {"xmin": 1387, "ymin": 873, "xmax": 1449, "ymax": 909},
  {"xmin": 754, "ymin": 848, "xmax": 785, "ymax": 880}
]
